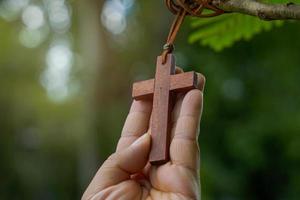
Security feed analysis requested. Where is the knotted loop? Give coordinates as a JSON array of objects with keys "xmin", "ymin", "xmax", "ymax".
[
  {"xmin": 161, "ymin": 0, "xmax": 224, "ymax": 64},
  {"xmin": 166, "ymin": 0, "xmax": 224, "ymax": 18}
]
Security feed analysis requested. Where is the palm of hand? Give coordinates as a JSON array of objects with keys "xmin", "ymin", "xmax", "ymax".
[
  {"xmin": 99, "ymin": 162, "xmax": 199, "ymax": 200},
  {"xmin": 82, "ymin": 73, "xmax": 204, "ymax": 200}
]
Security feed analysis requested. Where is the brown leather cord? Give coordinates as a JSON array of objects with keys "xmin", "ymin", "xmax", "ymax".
[
  {"xmin": 161, "ymin": 9, "xmax": 186, "ymax": 64},
  {"xmin": 161, "ymin": 0, "xmax": 224, "ymax": 64}
]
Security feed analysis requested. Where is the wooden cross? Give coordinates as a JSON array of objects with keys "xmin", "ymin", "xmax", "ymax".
[{"xmin": 132, "ymin": 53, "xmax": 199, "ymax": 165}]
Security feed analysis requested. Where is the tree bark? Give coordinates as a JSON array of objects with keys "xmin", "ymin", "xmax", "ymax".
[{"xmin": 212, "ymin": 0, "xmax": 300, "ymax": 20}]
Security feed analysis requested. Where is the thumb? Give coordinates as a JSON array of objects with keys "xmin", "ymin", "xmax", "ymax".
[
  {"xmin": 114, "ymin": 133, "xmax": 151, "ymax": 173},
  {"xmin": 83, "ymin": 133, "xmax": 151, "ymax": 199}
]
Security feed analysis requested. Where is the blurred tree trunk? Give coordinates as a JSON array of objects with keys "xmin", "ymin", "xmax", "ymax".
[{"xmin": 77, "ymin": 0, "xmax": 110, "ymax": 191}]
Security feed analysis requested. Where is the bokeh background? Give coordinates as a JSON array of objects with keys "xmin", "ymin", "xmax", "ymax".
[{"xmin": 1, "ymin": 0, "xmax": 300, "ymax": 199}]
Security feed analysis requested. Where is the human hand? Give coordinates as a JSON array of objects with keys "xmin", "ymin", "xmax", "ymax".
[{"xmin": 82, "ymin": 71, "xmax": 205, "ymax": 200}]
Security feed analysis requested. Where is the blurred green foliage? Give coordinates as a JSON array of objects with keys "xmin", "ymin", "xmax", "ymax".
[
  {"xmin": 0, "ymin": 0, "xmax": 300, "ymax": 200},
  {"xmin": 187, "ymin": 23, "xmax": 300, "ymax": 199}
]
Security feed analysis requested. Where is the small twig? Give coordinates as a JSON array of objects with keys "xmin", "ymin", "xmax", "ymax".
[{"xmin": 212, "ymin": 0, "xmax": 300, "ymax": 20}]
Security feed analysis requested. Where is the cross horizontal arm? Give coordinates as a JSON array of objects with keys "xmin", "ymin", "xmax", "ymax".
[{"xmin": 132, "ymin": 71, "xmax": 198, "ymax": 100}]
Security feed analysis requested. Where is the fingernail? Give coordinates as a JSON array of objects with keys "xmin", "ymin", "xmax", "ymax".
[
  {"xmin": 197, "ymin": 73, "xmax": 206, "ymax": 92},
  {"xmin": 131, "ymin": 133, "xmax": 149, "ymax": 147}
]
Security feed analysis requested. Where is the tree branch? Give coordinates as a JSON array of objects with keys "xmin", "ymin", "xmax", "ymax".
[{"xmin": 212, "ymin": 0, "xmax": 300, "ymax": 20}]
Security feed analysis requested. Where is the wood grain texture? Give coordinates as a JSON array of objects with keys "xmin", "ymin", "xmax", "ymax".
[
  {"xmin": 132, "ymin": 79, "xmax": 154, "ymax": 100},
  {"xmin": 132, "ymin": 71, "xmax": 198, "ymax": 100},
  {"xmin": 149, "ymin": 54, "xmax": 175, "ymax": 165}
]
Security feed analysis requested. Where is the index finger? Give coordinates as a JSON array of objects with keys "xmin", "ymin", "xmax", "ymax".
[{"xmin": 116, "ymin": 100, "xmax": 152, "ymax": 151}]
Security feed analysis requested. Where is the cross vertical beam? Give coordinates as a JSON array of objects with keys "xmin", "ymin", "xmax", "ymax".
[{"xmin": 150, "ymin": 54, "xmax": 175, "ymax": 165}]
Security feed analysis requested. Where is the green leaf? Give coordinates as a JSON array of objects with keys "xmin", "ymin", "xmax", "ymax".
[{"xmin": 188, "ymin": 14, "xmax": 283, "ymax": 51}]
